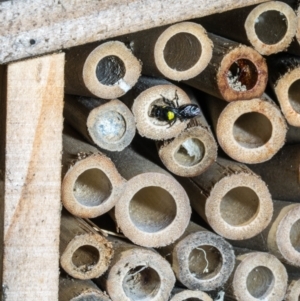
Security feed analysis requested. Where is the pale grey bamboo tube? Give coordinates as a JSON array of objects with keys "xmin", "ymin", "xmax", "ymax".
[
  {"xmin": 64, "ymin": 94, "xmax": 136, "ymax": 151},
  {"xmin": 197, "ymin": 1, "xmax": 297, "ymax": 55},
  {"xmin": 170, "ymin": 288, "xmax": 213, "ymax": 301},
  {"xmin": 95, "ymin": 236, "xmax": 175, "ymax": 301},
  {"xmin": 61, "ymin": 126, "xmax": 126, "ymax": 218},
  {"xmin": 177, "ymin": 157, "xmax": 273, "ymax": 240},
  {"xmin": 60, "ymin": 210, "xmax": 113, "ymax": 280},
  {"xmin": 59, "ymin": 276, "xmax": 111, "ymax": 301},
  {"xmin": 157, "ymin": 87, "xmax": 217, "ymax": 177},
  {"xmin": 225, "ymin": 252, "xmax": 288, "ymax": 301},
  {"xmin": 227, "ymin": 200, "xmax": 300, "ymax": 267},
  {"xmin": 268, "ymin": 54, "xmax": 300, "ymax": 127},
  {"xmin": 248, "ymin": 144, "xmax": 300, "ymax": 202},
  {"xmin": 184, "ymin": 33, "xmax": 268, "ymax": 102},
  {"xmin": 101, "ymin": 146, "xmax": 191, "ymax": 247},
  {"xmin": 204, "ymin": 94, "xmax": 287, "ymax": 164},
  {"xmin": 159, "ymin": 222, "xmax": 235, "ymax": 291},
  {"xmin": 65, "ymin": 41, "xmax": 141, "ymax": 99},
  {"xmin": 285, "ymin": 278, "xmax": 300, "ymax": 301},
  {"xmin": 119, "ymin": 22, "xmax": 213, "ymax": 81},
  {"xmin": 124, "ymin": 76, "xmax": 192, "ymax": 140}
]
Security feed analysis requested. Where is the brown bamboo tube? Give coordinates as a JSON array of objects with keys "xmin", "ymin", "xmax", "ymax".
[
  {"xmin": 64, "ymin": 94, "xmax": 136, "ymax": 151},
  {"xmin": 60, "ymin": 210, "xmax": 113, "ymax": 280},
  {"xmin": 248, "ymin": 144, "xmax": 300, "ymax": 202},
  {"xmin": 127, "ymin": 76, "xmax": 192, "ymax": 140},
  {"xmin": 59, "ymin": 276, "xmax": 111, "ymax": 301},
  {"xmin": 101, "ymin": 146, "xmax": 191, "ymax": 247},
  {"xmin": 198, "ymin": 1, "xmax": 297, "ymax": 55},
  {"xmin": 184, "ymin": 33, "xmax": 268, "ymax": 102},
  {"xmin": 178, "ymin": 157, "xmax": 273, "ymax": 240},
  {"xmin": 96, "ymin": 236, "xmax": 176, "ymax": 301},
  {"xmin": 119, "ymin": 22, "xmax": 213, "ymax": 81},
  {"xmin": 170, "ymin": 288, "xmax": 213, "ymax": 301},
  {"xmin": 157, "ymin": 87, "xmax": 218, "ymax": 177},
  {"xmin": 62, "ymin": 126, "xmax": 126, "ymax": 218},
  {"xmin": 227, "ymin": 200, "xmax": 300, "ymax": 267},
  {"xmin": 205, "ymin": 94, "xmax": 287, "ymax": 164},
  {"xmin": 268, "ymin": 54, "xmax": 300, "ymax": 127},
  {"xmin": 225, "ymin": 251, "xmax": 288, "ymax": 301},
  {"xmin": 159, "ymin": 222, "xmax": 235, "ymax": 291},
  {"xmin": 285, "ymin": 278, "xmax": 300, "ymax": 301},
  {"xmin": 65, "ymin": 41, "xmax": 141, "ymax": 99}
]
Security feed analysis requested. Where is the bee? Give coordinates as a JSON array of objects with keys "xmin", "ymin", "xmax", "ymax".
[{"xmin": 150, "ymin": 91, "xmax": 201, "ymax": 127}]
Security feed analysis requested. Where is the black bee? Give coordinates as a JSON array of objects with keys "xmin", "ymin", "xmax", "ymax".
[{"xmin": 150, "ymin": 91, "xmax": 201, "ymax": 127}]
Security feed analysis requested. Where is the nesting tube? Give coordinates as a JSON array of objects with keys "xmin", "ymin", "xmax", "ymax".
[
  {"xmin": 64, "ymin": 95, "xmax": 136, "ymax": 151},
  {"xmin": 157, "ymin": 88, "xmax": 218, "ymax": 177},
  {"xmin": 65, "ymin": 41, "xmax": 141, "ymax": 99},
  {"xmin": 119, "ymin": 22, "xmax": 213, "ymax": 80},
  {"xmin": 248, "ymin": 144, "xmax": 300, "ymax": 202},
  {"xmin": 178, "ymin": 157, "xmax": 273, "ymax": 240},
  {"xmin": 184, "ymin": 33, "xmax": 268, "ymax": 102},
  {"xmin": 205, "ymin": 94, "xmax": 287, "ymax": 164},
  {"xmin": 61, "ymin": 126, "xmax": 126, "ymax": 218},
  {"xmin": 226, "ymin": 252, "xmax": 288, "ymax": 301},
  {"xmin": 198, "ymin": 1, "xmax": 297, "ymax": 55},
  {"xmin": 59, "ymin": 276, "xmax": 111, "ymax": 301},
  {"xmin": 100, "ymin": 146, "xmax": 191, "ymax": 247},
  {"xmin": 285, "ymin": 278, "xmax": 300, "ymax": 301},
  {"xmin": 170, "ymin": 288, "xmax": 213, "ymax": 301},
  {"xmin": 268, "ymin": 54, "xmax": 300, "ymax": 127},
  {"xmin": 60, "ymin": 211, "xmax": 113, "ymax": 280},
  {"xmin": 96, "ymin": 236, "xmax": 175, "ymax": 301},
  {"xmin": 159, "ymin": 222, "xmax": 235, "ymax": 291}
]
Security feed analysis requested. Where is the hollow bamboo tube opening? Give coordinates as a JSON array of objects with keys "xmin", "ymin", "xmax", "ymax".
[
  {"xmin": 232, "ymin": 252, "xmax": 288, "ymax": 301},
  {"xmin": 154, "ymin": 22, "xmax": 213, "ymax": 80},
  {"xmin": 216, "ymin": 97, "xmax": 287, "ymax": 164},
  {"xmin": 65, "ymin": 41, "xmax": 141, "ymax": 99},
  {"xmin": 245, "ymin": 1, "xmax": 297, "ymax": 55},
  {"xmin": 170, "ymin": 289, "xmax": 213, "ymax": 301},
  {"xmin": 285, "ymin": 278, "xmax": 300, "ymax": 301}
]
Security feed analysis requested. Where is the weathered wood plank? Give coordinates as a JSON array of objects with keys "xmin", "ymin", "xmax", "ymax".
[
  {"xmin": 0, "ymin": 0, "xmax": 270, "ymax": 63},
  {"xmin": 1, "ymin": 53, "xmax": 64, "ymax": 300}
]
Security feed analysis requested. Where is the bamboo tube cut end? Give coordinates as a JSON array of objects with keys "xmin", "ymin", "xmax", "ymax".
[
  {"xmin": 154, "ymin": 22, "xmax": 213, "ymax": 81},
  {"xmin": 62, "ymin": 153, "xmax": 126, "ymax": 218},
  {"xmin": 285, "ymin": 278, "xmax": 300, "ymax": 301},
  {"xmin": 87, "ymin": 99, "xmax": 136, "ymax": 151},
  {"xmin": 83, "ymin": 41, "xmax": 142, "ymax": 99},
  {"xmin": 114, "ymin": 172, "xmax": 191, "ymax": 247},
  {"xmin": 245, "ymin": 1, "xmax": 297, "ymax": 55},
  {"xmin": 205, "ymin": 173, "xmax": 273, "ymax": 240},
  {"xmin": 216, "ymin": 97, "xmax": 287, "ymax": 164},
  {"xmin": 170, "ymin": 289, "xmax": 213, "ymax": 301},
  {"xmin": 233, "ymin": 252, "xmax": 288, "ymax": 301},
  {"xmin": 60, "ymin": 233, "xmax": 113, "ymax": 280}
]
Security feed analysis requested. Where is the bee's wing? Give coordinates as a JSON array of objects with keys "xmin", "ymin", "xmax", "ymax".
[{"xmin": 178, "ymin": 105, "xmax": 201, "ymax": 118}]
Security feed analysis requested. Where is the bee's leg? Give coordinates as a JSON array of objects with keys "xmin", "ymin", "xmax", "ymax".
[
  {"xmin": 161, "ymin": 94, "xmax": 175, "ymax": 108},
  {"xmin": 174, "ymin": 90, "xmax": 179, "ymax": 108}
]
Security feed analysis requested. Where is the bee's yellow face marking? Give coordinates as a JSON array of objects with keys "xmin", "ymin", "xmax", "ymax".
[{"xmin": 167, "ymin": 111, "xmax": 175, "ymax": 121}]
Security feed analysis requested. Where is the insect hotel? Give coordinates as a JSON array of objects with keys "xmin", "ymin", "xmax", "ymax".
[{"xmin": 1, "ymin": 0, "xmax": 300, "ymax": 300}]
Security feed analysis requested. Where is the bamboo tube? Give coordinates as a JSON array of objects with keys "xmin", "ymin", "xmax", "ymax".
[
  {"xmin": 268, "ymin": 54, "xmax": 300, "ymax": 127},
  {"xmin": 248, "ymin": 144, "xmax": 300, "ymax": 202},
  {"xmin": 60, "ymin": 210, "xmax": 113, "ymax": 280},
  {"xmin": 64, "ymin": 94, "xmax": 136, "ymax": 151},
  {"xmin": 65, "ymin": 41, "xmax": 141, "ymax": 99},
  {"xmin": 184, "ymin": 33, "xmax": 268, "ymax": 102},
  {"xmin": 62, "ymin": 126, "xmax": 126, "ymax": 218},
  {"xmin": 101, "ymin": 145, "xmax": 191, "ymax": 247},
  {"xmin": 197, "ymin": 1, "xmax": 297, "ymax": 55},
  {"xmin": 285, "ymin": 278, "xmax": 300, "ymax": 301},
  {"xmin": 205, "ymin": 94, "xmax": 287, "ymax": 164},
  {"xmin": 59, "ymin": 275, "xmax": 111, "ymax": 301},
  {"xmin": 170, "ymin": 288, "xmax": 213, "ymax": 301},
  {"xmin": 226, "ymin": 251, "xmax": 288, "ymax": 301},
  {"xmin": 159, "ymin": 222, "xmax": 235, "ymax": 291},
  {"xmin": 95, "ymin": 236, "xmax": 176, "ymax": 301},
  {"xmin": 125, "ymin": 76, "xmax": 192, "ymax": 140},
  {"xmin": 157, "ymin": 87, "xmax": 218, "ymax": 177},
  {"xmin": 227, "ymin": 200, "xmax": 300, "ymax": 267},
  {"xmin": 178, "ymin": 157, "xmax": 273, "ymax": 240},
  {"xmin": 119, "ymin": 22, "xmax": 213, "ymax": 81}
]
